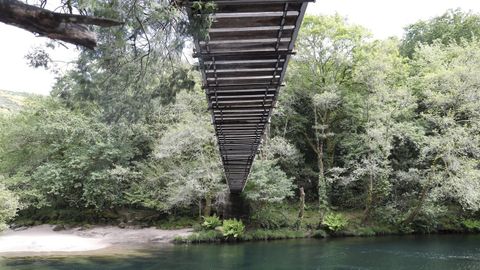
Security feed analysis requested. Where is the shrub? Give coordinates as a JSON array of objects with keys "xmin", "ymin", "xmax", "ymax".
[
  {"xmin": 0, "ymin": 184, "xmax": 19, "ymax": 231},
  {"xmin": 202, "ymin": 214, "xmax": 222, "ymax": 230},
  {"xmin": 312, "ymin": 229, "xmax": 327, "ymax": 238},
  {"xmin": 174, "ymin": 230, "xmax": 223, "ymax": 243},
  {"xmin": 250, "ymin": 206, "xmax": 291, "ymax": 229},
  {"xmin": 462, "ymin": 219, "xmax": 480, "ymax": 232},
  {"xmin": 323, "ymin": 212, "xmax": 348, "ymax": 232},
  {"xmin": 221, "ymin": 218, "xmax": 245, "ymax": 238}
]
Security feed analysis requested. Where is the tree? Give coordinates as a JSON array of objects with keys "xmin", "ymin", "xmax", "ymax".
[
  {"xmin": 243, "ymin": 159, "xmax": 294, "ymax": 205},
  {"xmin": 244, "ymin": 136, "xmax": 298, "ymax": 206},
  {"xmin": 285, "ymin": 14, "xmax": 370, "ymax": 220},
  {"xmin": 401, "ymin": 9, "xmax": 480, "ymax": 58},
  {"xmin": 128, "ymin": 89, "xmax": 225, "ymax": 217},
  {"xmin": 243, "ymin": 137, "xmax": 296, "ymax": 228},
  {"xmin": 0, "ymin": 183, "xmax": 19, "ymax": 231},
  {"xmin": 0, "ymin": 97, "xmax": 138, "ymax": 210},
  {"xmin": 343, "ymin": 39, "xmax": 415, "ymax": 221},
  {"xmin": 51, "ymin": 0, "xmax": 195, "ymax": 124},
  {"xmin": 403, "ymin": 40, "xmax": 480, "ymax": 223}
]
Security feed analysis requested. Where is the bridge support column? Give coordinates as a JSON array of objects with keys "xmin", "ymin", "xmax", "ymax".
[{"xmin": 223, "ymin": 192, "xmax": 250, "ymax": 220}]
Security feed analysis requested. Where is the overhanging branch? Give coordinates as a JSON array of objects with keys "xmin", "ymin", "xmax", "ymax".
[{"xmin": 0, "ymin": 0, "xmax": 123, "ymax": 49}]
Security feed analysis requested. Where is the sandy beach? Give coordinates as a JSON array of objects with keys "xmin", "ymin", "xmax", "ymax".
[{"xmin": 0, "ymin": 225, "xmax": 193, "ymax": 255}]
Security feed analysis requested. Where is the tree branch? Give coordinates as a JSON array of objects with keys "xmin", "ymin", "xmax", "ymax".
[
  {"xmin": 302, "ymin": 131, "xmax": 319, "ymax": 155},
  {"xmin": 0, "ymin": 0, "xmax": 123, "ymax": 49}
]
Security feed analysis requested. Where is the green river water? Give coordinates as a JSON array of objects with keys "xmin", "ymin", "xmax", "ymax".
[{"xmin": 1, "ymin": 234, "xmax": 480, "ymax": 269}]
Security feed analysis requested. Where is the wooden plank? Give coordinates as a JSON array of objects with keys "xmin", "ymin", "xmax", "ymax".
[
  {"xmin": 219, "ymin": 143, "xmax": 261, "ymax": 147},
  {"xmin": 215, "ymin": 128, "xmax": 264, "ymax": 133},
  {"xmin": 215, "ymin": 114, "xmax": 268, "ymax": 119},
  {"xmin": 204, "ymin": 82, "xmax": 282, "ymax": 88},
  {"xmin": 209, "ymin": 29, "xmax": 294, "ymax": 41},
  {"xmin": 201, "ymin": 47, "xmax": 290, "ymax": 54},
  {"xmin": 215, "ymin": 112, "xmax": 267, "ymax": 116},
  {"xmin": 186, "ymin": 0, "xmax": 312, "ymax": 6},
  {"xmin": 210, "ymin": 104, "xmax": 274, "ymax": 110},
  {"xmin": 215, "ymin": 3, "xmax": 302, "ymax": 13},
  {"xmin": 209, "ymin": 25, "xmax": 295, "ymax": 33},
  {"xmin": 221, "ymin": 148, "xmax": 260, "ymax": 152},
  {"xmin": 200, "ymin": 41, "xmax": 290, "ymax": 53},
  {"xmin": 200, "ymin": 38, "xmax": 291, "ymax": 45},
  {"xmin": 219, "ymin": 133, "xmax": 263, "ymax": 137},
  {"xmin": 212, "ymin": 100, "xmax": 273, "ymax": 107},
  {"xmin": 206, "ymin": 70, "xmax": 281, "ymax": 78},
  {"xmin": 203, "ymin": 61, "xmax": 280, "ymax": 70},
  {"xmin": 211, "ymin": 16, "xmax": 297, "ymax": 28},
  {"xmin": 210, "ymin": 92, "xmax": 275, "ymax": 98},
  {"xmin": 213, "ymin": 108, "xmax": 269, "ymax": 112},
  {"xmin": 207, "ymin": 78, "xmax": 279, "ymax": 85},
  {"xmin": 217, "ymin": 129, "xmax": 264, "ymax": 133},
  {"xmin": 210, "ymin": 93, "xmax": 274, "ymax": 98},
  {"xmin": 215, "ymin": 122, "xmax": 266, "ymax": 126},
  {"xmin": 204, "ymin": 66, "xmax": 283, "ymax": 77},
  {"xmin": 201, "ymin": 52, "xmax": 289, "ymax": 61},
  {"xmin": 221, "ymin": 148, "xmax": 260, "ymax": 151},
  {"xmin": 217, "ymin": 117, "xmax": 266, "ymax": 122},
  {"xmin": 212, "ymin": 11, "xmax": 299, "ymax": 19},
  {"xmin": 207, "ymin": 75, "xmax": 279, "ymax": 82}
]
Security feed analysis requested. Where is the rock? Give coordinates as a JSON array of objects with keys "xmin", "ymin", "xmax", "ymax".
[
  {"xmin": 53, "ymin": 224, "xmax": 66, "ymax": 231},
  {"xmin": 151, "ymin": 236, "xmax": 166, "ymax": 242},
  {"xmin": 80, "ymin": 224, "xmax": 93, "ymax": 231},
  {"xmin": 12, "ymin": 226, "xmax": 28, "ymax": 232},
  {"xmin": 118, "ymin": 222, "xmax": 126, "ymax": 229}
]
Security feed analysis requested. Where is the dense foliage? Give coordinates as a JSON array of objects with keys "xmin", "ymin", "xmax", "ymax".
[
  {"xmin": 0, "ymin": 5, "xmax": 479, "ymax": 234},
  {"xmin": 0, "ymin": 184, "xmax": 18, "ymax": 230}
]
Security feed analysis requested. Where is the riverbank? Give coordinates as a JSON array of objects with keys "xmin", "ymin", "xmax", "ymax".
[
  {"xmin": 1, "ymin": 223, "xmax": 479, "ymax": 257},
  {"xmin": 0, "ymin": 225, "xmax": 193, "ymax": 256}
]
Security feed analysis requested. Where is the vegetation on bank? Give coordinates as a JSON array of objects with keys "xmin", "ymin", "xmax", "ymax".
[
  {"xmin": 0, "ymin": 3, "xmax": 479, "ymax": 242},
  {"xmin": 175, "ymin": 205, "xmax": 480, "ymax": 243}
]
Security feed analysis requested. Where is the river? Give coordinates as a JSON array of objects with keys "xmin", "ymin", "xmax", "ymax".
[{"xmin": 2, "ymin": 234, "xmax": 480, "ymax": 269}]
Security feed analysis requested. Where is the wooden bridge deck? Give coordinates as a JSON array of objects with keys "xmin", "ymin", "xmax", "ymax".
[{"xmin": 189, "ymin": 0, "xmax": 310, "ymax": 193}]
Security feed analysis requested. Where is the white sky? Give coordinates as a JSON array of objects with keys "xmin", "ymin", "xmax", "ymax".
[{"xmin": 1, "ymin": 0, "xmax": 480, "ymax": 95}]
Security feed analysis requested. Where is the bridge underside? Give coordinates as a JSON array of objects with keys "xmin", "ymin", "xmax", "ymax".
[{"xmin": 189, "ymin": 0, "xmax": 310, "ymax": 193}]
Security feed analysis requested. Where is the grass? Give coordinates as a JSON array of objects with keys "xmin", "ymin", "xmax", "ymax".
[
  {"xmin": 242, "ymin": 229, "xmax": 306, "ymax": 241},
  {"xmin": 174, "ymin": 228, "xmax": 307, "ymax": 244},
  {"xmin": 174, "ymin": 230, "xmax": 224, "ymax": 243}
]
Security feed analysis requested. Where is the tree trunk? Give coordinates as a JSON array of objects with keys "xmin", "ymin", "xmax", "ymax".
[
  {"xmin": 317, "ymin": 150, "xmax": 328, "ymax": 222},
  {"xmin": 198, "ymin": 200, "xmax": 202, "ymax": 221},
  {"xmin": 403, "ymin": 184, "xmax": 429, "ymax": 225},
  {"xmin": 0, "ymin": 0, "xmax": 122, "ymax": 49},
  {"xmin": 204, "ymin": 195, "xmax": 212, "ymax": 217},
  {"xmin": 363, "ymin": 173, "xmax": 374, "ymax": 223},
  {"xmin": 295, "ymin": 187, "xmax": 305, "ymax": 230},
  {"xmin": 283, "ymin": 117, "xmax": 289, "ymax": 137},
  {"xmin": 314, "ymin": 105, "xmax": 328, "ymax": 222}
]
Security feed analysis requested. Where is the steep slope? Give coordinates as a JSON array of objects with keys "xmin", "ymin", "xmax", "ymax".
[{"xmin": 0, "ymin": 90, "xmax": 30, "ymax": 113}]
